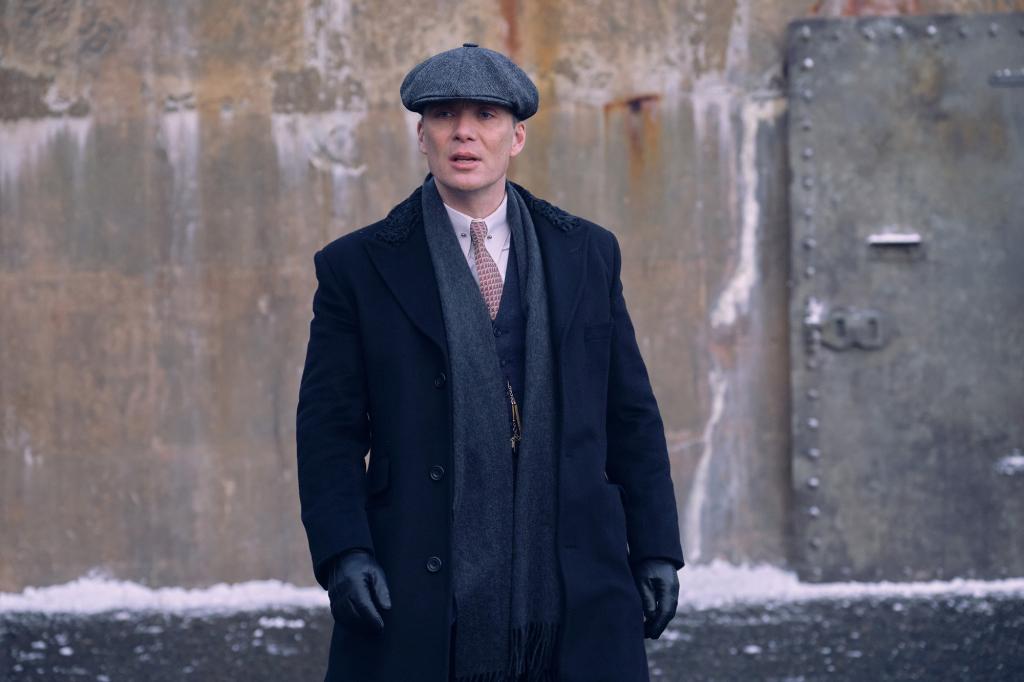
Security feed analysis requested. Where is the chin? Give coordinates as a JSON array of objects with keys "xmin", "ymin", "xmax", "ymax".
[{"xmin": 437, "ymin": 172, "xmax": 495, "ymax": 194}]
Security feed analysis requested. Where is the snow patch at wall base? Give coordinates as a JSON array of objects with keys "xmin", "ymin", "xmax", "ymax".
[
  {"xmin": 4, "ymin": 562, "xmax": 1023, "ymax": 616},
  {"xmin": 679, "ymin": 560, "xmax": 1024, "ymax": 611},
  {"xmin": 0, "ymin": 570, "xmax": 326, "ymax": 615}
]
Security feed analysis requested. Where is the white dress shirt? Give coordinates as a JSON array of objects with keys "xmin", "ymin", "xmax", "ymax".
[{"xmin": 443, "ymin": 193, "xmax": 511, "ymax": 285}]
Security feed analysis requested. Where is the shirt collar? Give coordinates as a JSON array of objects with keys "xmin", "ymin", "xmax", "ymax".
[{"xmin": 443, "ymin": 192, "xmax": 509, "ymax": 239}]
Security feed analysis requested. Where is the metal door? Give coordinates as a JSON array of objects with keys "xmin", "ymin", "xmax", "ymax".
[{"xmin": 787, "ymin": 13, "xmax": 1024, "ymax": 581}]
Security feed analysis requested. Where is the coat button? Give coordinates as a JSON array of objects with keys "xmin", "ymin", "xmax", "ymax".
[
  {"xmin": 493, "ymin": 326, "xmax": 501, "ymax": 337},
  {"xmin": 434, "ymin": 372, "xmax": 446, "ymax": 388},
  {"xmin": 429, "ymin": 465, "xmax": 445, "ymax": 481},
  {"xmin": 426, "ymin": 556, "xmax": 443, "ymax": 573}
]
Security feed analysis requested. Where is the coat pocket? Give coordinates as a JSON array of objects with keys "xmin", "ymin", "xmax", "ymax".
[
  {"xmin": 602, "ymin": 481, "xmax": 631, "ymax": 563},
  {"xmin": 607, "ymin": 481, "xmax": 627, "ymax": 507},
  {"xmin": 364, "ymin": 456, "xmax": 390, "ymax": 507}
]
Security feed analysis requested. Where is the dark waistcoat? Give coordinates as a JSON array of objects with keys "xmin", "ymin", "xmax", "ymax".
[{"xmin": 491, "ymin": 237, "xmax": 526, "ymax": 436}]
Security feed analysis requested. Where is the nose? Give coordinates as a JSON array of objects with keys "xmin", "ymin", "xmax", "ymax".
[{"xmin": 453, "ymin": 110, "xmax": 477, "ymax": 141}]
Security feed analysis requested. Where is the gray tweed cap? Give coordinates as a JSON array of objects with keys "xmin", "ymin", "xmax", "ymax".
[{"xmin": 400, "ymin": 43, "xmax": 539, "ymax": 120}]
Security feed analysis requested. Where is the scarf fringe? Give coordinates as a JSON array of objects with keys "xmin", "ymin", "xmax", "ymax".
[
  {"xmin": 454, "ymin": 621, "xmax": 560, "ymax": 682},
  {"xmin": 510, "ymin": 620, "xmax": 559, "ymax": 677}
]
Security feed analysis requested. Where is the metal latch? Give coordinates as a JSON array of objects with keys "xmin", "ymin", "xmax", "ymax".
[
  {"xmin": 990, "ymin": 67, "xmax": 1024, "ymax": 88},
  {"xmin": 867, "ymin": 232, "xmax": 922, "ymax": 247},
  {"xmin": 820, "ymin": 308, "xmax": 885, "ymax": 351}
]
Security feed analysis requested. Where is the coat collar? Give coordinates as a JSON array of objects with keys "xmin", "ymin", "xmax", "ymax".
[{"xmin": 362, "ymin": 180, "xmax": 589, "ymax": 357}]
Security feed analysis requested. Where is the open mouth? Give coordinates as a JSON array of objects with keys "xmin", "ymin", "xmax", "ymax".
[{"xmin": 450, "ymin": 153, "xmax": 481, "ymax": 169}]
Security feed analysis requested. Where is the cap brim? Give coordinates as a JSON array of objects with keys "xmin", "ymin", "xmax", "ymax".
[{"xmin": 409, "ymin": 94, "xmax": 519, "ymax": 115}]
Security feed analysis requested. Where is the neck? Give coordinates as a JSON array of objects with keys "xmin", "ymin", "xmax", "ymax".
[{"xmin": 433, "ymin": 176, "xmax": 507, "ymax": 218}]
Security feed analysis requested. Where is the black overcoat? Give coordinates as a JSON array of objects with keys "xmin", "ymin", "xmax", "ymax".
[{"xmin": 296, "ymin": 181, "xmax": 684, "ymax": 682}]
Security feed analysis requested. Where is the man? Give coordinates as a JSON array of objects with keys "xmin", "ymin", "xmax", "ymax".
[{"xmin": 296, "ymin": 43, "xmax": 684, "ymax": 682}]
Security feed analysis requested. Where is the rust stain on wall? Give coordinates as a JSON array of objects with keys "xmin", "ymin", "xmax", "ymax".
[
  {"xmin": 520, "ymin": 1, "xmax": 563, "ymax": 97},
  {"xmin": 499, "ymin": 0, "xmax": 520, "ymax": 60},
  {"xmin": 603, "ymin": 93, "xmax": 663, "ymax": 176}
]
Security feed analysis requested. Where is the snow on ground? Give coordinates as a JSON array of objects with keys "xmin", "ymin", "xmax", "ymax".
[
  {"xmin": 2, "ymin": 562, "xmax": 1023, "ymax": 615},
  {"xmin": 0, "ymin": 569, "xmax": 327, "ymax": 615},
  {"xmin": 678, "ymin": 560, "xmax": 1024, "ymax": 610}
]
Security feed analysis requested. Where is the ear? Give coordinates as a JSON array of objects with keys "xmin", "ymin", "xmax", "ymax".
[
  {"xmin": 417, "ymin": 118, "xmax": 426, "ymax": 155},
  {"xmin": 509, "ymin": 121, "xmax": 526, "ymax": 158}
]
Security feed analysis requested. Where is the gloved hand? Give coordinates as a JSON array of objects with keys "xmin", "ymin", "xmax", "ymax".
[
  {"xmin": 327, "ymin": 549, "xmax": 392, "ymax": 633},
  {"xmin": 632, "ymin": 558, "xmax": 679, "ymax": 639}
]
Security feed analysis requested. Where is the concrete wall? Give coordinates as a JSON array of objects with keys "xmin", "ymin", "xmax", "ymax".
[{"xmin": 2, "ymin": 0, "xmax": 1020, "ymax": 590}]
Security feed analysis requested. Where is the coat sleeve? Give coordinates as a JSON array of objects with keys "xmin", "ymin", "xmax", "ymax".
[
  {"xmin": 603, "ymin": 233, "xmax": 685, "ymax": 570},
  {"xmin": 296, "ymin": 247, "xmax": 374, "ymax": 590}
]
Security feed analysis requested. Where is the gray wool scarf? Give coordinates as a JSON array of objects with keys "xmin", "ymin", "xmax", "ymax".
[{"xmin": 421, "ymin": 177, "xmax": 561, "ymax": 682}]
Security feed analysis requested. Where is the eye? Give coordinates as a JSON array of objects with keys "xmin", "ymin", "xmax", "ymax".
[{"xmin": 479, "ymin": 109, "xmax": 496, "ymax": 119}]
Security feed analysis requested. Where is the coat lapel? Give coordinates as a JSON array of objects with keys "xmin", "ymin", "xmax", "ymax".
[
  {"xmin": 362, "ymin": 183, "xmax": 588, "ymax": 356},
  {"xmin": 531, "ymin": 203, "xmax": 589, "ymax": 352},
  {"xmin": 363, "ymin": 193, "xmax": 448, "ymax": 356}
]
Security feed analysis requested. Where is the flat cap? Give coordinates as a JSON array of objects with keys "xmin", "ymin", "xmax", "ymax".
[{"xmin": 400, "ymin": 43, "xmax": 539, "ymax": 120}]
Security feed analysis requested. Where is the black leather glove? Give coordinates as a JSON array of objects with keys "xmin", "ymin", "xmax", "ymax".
[
  {"xmin": 632, "ymin": 558, "xmax": 680, "ymax": 639},
  {"xmin": 327, "ymin": 549, "xmax": 392, "ymax": 633}
]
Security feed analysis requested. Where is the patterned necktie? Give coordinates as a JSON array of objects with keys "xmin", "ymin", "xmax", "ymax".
[{"xmin": 469, "ymin": 219, "xmax": 503, "ymax": 319}]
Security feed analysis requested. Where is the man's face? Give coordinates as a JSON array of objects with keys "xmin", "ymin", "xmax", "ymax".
[{"xmin": 417, "ymin": 99, "xmax": 526, "ymax": 198}]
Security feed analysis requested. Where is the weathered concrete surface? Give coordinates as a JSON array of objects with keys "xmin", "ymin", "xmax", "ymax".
[
  {"xmin": 4, "ymin": 594, "xmax": 1023, "ymax": 680},
  {"xmin": 1, "ymin": 0, "xmax": 1022, "ymax": 590}
]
